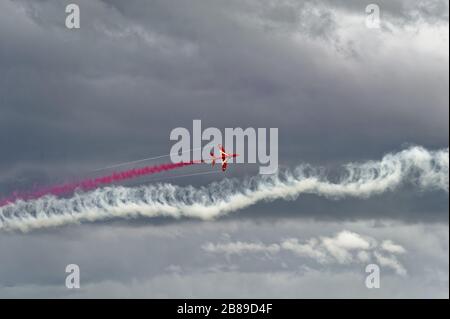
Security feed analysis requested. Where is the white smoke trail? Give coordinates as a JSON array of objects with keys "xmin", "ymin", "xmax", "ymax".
[{"xmin": 0, "ymin": 146, "xmax": 448, "ymax": 232}]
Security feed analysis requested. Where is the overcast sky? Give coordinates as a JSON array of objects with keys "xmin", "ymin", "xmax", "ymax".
[{"xmin": 0, "ymin": 0, "xmax": 448, "ymax": 298}]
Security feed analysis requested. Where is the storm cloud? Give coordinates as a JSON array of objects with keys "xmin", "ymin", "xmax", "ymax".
[{"xmin": 0, "ymin": 0, "xmax": 448, "ymax": 298}]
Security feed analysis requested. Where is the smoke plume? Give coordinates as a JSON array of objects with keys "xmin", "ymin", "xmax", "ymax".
[{"xmin": 0, "ymin": 146, "xmax": 447, "ymax": 232}]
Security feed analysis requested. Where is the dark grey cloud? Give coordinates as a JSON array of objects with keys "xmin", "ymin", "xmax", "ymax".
[
  {"xmin": 0, "ymin": 0, "xmax": 448, "ymax": 297},
  {"xmin": 1, "ymin": 0, "xmax": 447, "ymax": 173},
  {"xmin": 0, "ymin": 0, "xmax": 448, "ymax": 215},
  {"xmin": 0, "ymin": 219, "xmax": 447, "ymax": 298}
]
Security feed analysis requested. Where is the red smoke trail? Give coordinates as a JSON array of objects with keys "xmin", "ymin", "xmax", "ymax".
[{"xmin": 0, "ymin": 160, "xmax": 202, "ymax": 207}]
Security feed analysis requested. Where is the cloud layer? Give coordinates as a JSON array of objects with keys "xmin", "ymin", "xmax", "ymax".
[
  {"xmin": 0, "ymin": 0, "xmax": 448, "ymax": 191},
  {"xmin": 0, "ymin": 219, "xmax": 447, "ymax": 298},
  {"xmin": 204, "ymin": 230, "xmax": 408, "ymax": 275},
  {"xmin": 0, "ymin": 0, "xmax": 448, "ymax": 298}
]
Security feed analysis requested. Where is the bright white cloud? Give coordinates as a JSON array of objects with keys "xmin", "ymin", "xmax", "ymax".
[
  {"xmin": 321, "ymin": 231, "xmax": 372, "ymax": 263},
  {"xmin": 203, "ymin": 230, "xmax": 408, "ymax": 275},
  {"xmin": 374, "ymin": 251, "xmax": 407, "ymax": 276},
  {"xmin": 381, "ymin": 240, "xmax": 407, "ymax": 254},
  {"xmin": 281, "ymin": 238, "xmax": 328, "ymax": 262}
]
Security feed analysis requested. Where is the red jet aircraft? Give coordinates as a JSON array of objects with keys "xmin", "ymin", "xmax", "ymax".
[{"xmin": 209, "ymin": 145, "xmax": 239, "ymax": 171}]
